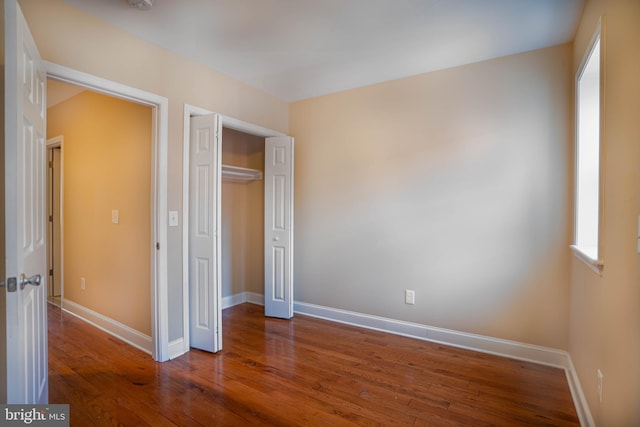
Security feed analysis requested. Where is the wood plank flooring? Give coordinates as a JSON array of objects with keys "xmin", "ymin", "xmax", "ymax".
[{"xmin": 48, "ymin": 303, "xmax": 579, "ymax": 426}]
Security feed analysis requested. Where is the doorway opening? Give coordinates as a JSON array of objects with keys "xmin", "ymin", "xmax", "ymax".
[
  {"xmin": 46, "ymin": 136, "xmax": 63, "ymax": 307},
  {"xmin": 180, "ymin": 106, "xmax": 294, "ymax": 358},
  {"xmin": 220, "ymin": 128, "xmax": 265, "ymax": 310},
  {"xmin": 45, "ymin": 62, "xmax": 170, "ymax": 362},
  {"xmin": 45, "ymin": 79, "xmax": 154, "ymax": 348}
]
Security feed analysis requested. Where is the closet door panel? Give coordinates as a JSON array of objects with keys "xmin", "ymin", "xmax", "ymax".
[
  {"xmin": 264, "ymin": 136, "xmax": 294, "ymax": 319},
  {"xmin": 188, "ymin": 114, "xmax": 221, "ymax": 352}
]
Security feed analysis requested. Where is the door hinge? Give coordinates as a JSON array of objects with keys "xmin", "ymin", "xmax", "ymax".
[
  {"xmin": 156, "ymin": 242, "xmax": 160, "ymax": 250},
  {"xmin": 48, "ymin": 160, "xmax": 53, "ymax": 168},
  {"xmin": 49, "ymin": 269, "xmax": 54, "ymax": 276},
  {"xmin": 49, "ymin": 215, "xmax": 53, "ymax": 222}
]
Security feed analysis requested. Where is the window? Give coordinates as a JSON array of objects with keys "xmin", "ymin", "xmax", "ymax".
[{"xmin": 572, "ymin": 24, "xmax": 603, "ymax": 273}]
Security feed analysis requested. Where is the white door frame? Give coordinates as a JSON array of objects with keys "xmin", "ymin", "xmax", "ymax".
[
  {"xmin": 180, "ymin": 104, "xmax": 285, "ymax": 357},
  {"xmin": 46, "ymin": 136, "xmax": 64, "ymax": 305},
  {"xmin": 45, "ymin": 62, "xmax": 170, "ymax": 362}
]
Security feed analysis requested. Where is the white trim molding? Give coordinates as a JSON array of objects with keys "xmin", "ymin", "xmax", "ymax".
[
  {"xmin": 565, "ymin": 357, "xmax": 596, "ymax": 427},
  {"xmin": 293, "ymin": 301, "xmax": 594, "ymax": 427},
  {"xmin": 182, "ymin": 104, "xmax": 286, "ymax": 356},
  {"xmin": 570, "ymin": 245, "xmax": 604, "ymax": 275},
  {"xmin": 46, "ymin": 136, "xmax": 65, "ymax": 305},
  {"xmin": 168, "ymin": 338, "xmax": 186, "ymax": 360},
  {"xmin": 62, "ymin": 300, "xmax": 152, "ymax": 355},
  {"xmin": 572, "ymin": 16, "xmax": 606, "ymax": 281},
  {"xmin": 220, "ymin": 115, "xmax": 286, "ymax": 138},
  {"xmin": 45, "ymin": 61, "xmax": 170, "ymax": 362},
  {"xmin": 245, "ymin": 292, "xmax": 265, "ymax": 306},
  {"xmin": 221, "ymin": 296, "xmax": 593, "ymax": 426},
  {"xmin": 294, "ymin": 302, "xmax": 568, "ymax": 366},
  {"xmin": 222, "ymin": 292, "xmax": 264, "ymax": 309}
]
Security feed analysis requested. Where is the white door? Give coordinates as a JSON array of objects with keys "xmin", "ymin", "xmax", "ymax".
[
  {"xmin": 188, "ymin": 114, "xmax": 222, "ymax": 352},
  {"xmin": 264, "ymin": 137, "xmax": 294, "ymax": 319},
  {"xmin": 4, "ymin": 0, "xmax": 49, "ymax": 403}
]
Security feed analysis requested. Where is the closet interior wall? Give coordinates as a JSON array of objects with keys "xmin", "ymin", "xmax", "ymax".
[{"xmin": 221, "ymin": 128, "xmax": 265, "ymax": 300}]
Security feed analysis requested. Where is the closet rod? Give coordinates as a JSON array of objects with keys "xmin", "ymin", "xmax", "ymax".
[{"xmin": 221, "ymin": 164, "xmax": 263, "ymax": 182}]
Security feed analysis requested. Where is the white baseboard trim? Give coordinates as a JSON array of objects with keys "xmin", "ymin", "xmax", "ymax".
[
  {"xmin": 245, "ymin": 292, "xmax": 264, "ymax": 306},
  {"xmin": 62, "ymin": 299, "xmax": 153, "ymax": 355},
  {"xmin": 222, "ymin": 292, "xmax": 264, "ymax": 309},
  {"xmin": 217, "ymin": 296, "xmax": 593, "ymax": 426},
  {"xmin": 293, "ymin": 301, "xmax": 593, "ymax": 427},
  {"xmin": 565, "ymin": 357, "xmax": 596, "ymax": 427},
  {"xmin": 165, "ymin": 292, "xmax": 265, "ymax": 359},
  {"xmin": 221, "ymin": 292, "xmax": 247, "ymax": 309},
  {"xmin": 168, "ymin": 338, "xmax": 187, "ymax": 360},
  {"xmin": 294, "ymin": 302, "xmax": 567, "ymax": 366}
]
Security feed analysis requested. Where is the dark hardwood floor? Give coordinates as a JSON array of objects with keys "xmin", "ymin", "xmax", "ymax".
[{"xmin": 48, "ymin": 303, "xmax": 579, "ymax": 426}]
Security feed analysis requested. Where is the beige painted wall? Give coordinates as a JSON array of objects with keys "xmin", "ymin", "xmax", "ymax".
[
  {"xmin": 290, "ymin": 44, "xmax": 573, "ymax": 349},
  {"xmin": 221, "ymin": 129, "xmax": 265, "ymax": 298},
  {"xmin": 18, "ymin": 0, "xmax": 288, "ymax": 341},
  {"xmin": 7, "ymin": 1, "xmax": 638, "ymax": 421},
  {"xmin": 569, "ymin": 0, "xmax": 640, "ymax": 425},
  {"xmin": 47, "ymin": 90, "xmax": 152, "ymax": 335}
]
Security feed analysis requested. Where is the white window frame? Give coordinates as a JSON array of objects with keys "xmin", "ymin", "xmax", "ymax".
[{"xmin": 570, "ymin": 18, "xmax": 605, "ymax": 274}]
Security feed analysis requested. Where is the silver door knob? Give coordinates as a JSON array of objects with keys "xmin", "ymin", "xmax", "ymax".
[{"xmin": 20, "ymin": 274, "xmax": 42, "ymax": 290}]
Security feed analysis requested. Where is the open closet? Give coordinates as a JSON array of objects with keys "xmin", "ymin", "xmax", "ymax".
[
  {"xmin": 186, "ymin": 112, "xmax": 294, "ymax": 355},
  {"xmin": 220, "ymin": 128, "xmax": 265, "ymax": 304}
]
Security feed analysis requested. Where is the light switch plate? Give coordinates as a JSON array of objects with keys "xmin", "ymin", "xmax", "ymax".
[
  {"xmin": 405, "ymin": 289, "xmax": 415, "ymax": 305},
  {"xmin": 169, "ymin": 211, "xmax": 179, "ymax": 227},
  {"xmin": 597, "ymin": 369, "xmax": 604, "ymax": 402}
]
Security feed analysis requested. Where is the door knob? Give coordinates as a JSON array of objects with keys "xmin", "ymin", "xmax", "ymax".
[{"xmin": 20, "ymin": 274, "xmax": 42, "ymax": 290}]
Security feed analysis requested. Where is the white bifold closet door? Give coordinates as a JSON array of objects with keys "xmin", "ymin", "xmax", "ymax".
[
  {"xmin": 264, "ymin": 137, "xmax": 294, "ymax": 319},
  {"xmin": 188, "ymin": 114, "xmax": 294, "ymax": 353},
  {"xmin": 188, "ymin": 114, "xmax": 222, "ymax": 353}
]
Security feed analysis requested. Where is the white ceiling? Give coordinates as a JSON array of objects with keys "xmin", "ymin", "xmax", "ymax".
[{"xmin": 59, "ymin": 0, "xmax": 584, "ymax": 102}]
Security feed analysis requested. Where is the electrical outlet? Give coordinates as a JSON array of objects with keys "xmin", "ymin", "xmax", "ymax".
[
  {"xmin": 405, "ymin": 289, "xmax": 415, "ymax": 305},
  {"xmin": 597, "ymin": 369, "xmax": 603, "ymax": 402},
  {"xmin": 81, "ymin": 277, "xmax": 86, "ymax": 291}
]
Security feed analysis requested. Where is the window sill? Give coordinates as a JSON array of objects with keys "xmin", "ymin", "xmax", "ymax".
[{"xmin": 570, "ymin": 245, "xmax": 604, "ymax": 275}]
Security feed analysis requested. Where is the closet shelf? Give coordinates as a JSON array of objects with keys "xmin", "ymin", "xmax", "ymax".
[{"xmin": 222, "ymin": 164, "xmax": 263, "ymax": 182}]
